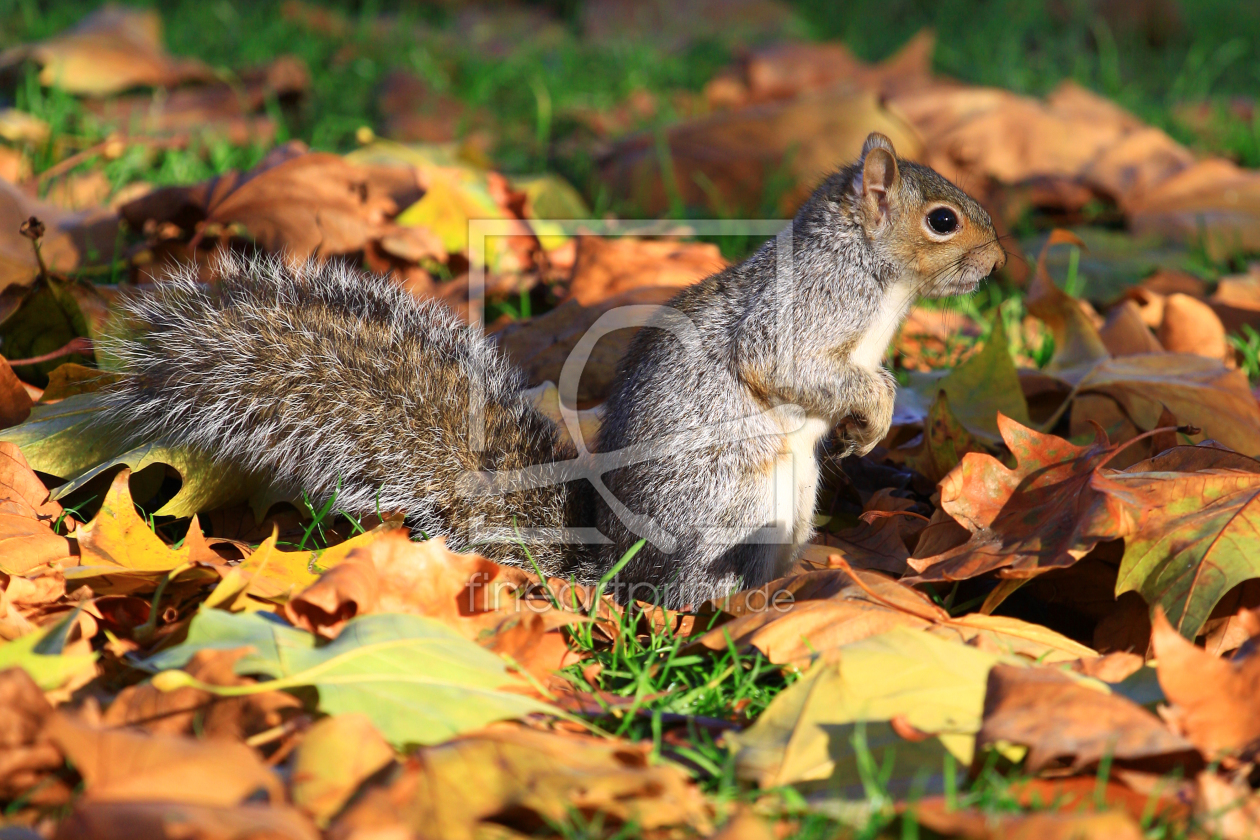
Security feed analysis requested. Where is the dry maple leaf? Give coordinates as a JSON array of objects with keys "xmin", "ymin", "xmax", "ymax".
[{"xmin": 906, "ymin": 414, "xmax": 1122, "ymax": 583}]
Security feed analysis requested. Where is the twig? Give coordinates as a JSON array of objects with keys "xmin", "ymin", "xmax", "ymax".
[{"xmin": 6, "ymin": 336, "xmax": 94, "ymax": 367}]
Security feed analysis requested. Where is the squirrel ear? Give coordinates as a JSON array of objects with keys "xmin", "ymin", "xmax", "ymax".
[
  {"xmin": 861, "ymin": 132, "xmax": 896, "ymax": 158},
  {"xmin": 860, "ymin": 143, "xmax": 899, "ymax": 224}
]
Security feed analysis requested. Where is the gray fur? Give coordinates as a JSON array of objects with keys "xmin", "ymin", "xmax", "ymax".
[{"xmin": 99, "ymin": 251, "xmax": 578, "ymax": 573}]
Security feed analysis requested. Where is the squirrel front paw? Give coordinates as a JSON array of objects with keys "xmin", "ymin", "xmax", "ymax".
[{"xmin": 838, "ymin": 371, "xmax": 897, "ymax": 457}]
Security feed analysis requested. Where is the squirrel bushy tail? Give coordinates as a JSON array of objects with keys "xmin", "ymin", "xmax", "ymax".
[{"xmin": 99, "ymin": 252, "xmax": 582, "ymax": 575}]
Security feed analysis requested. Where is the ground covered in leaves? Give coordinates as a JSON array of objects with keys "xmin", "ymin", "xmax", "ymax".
[{"xmin": 5, "ymin": 1, "xmax": 1260, "ymax": 838}]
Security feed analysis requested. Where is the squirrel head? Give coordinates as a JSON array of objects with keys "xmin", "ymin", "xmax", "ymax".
[{"xmin": 842, "ymin": 132, "xmax": 1006, "ymax": 298}]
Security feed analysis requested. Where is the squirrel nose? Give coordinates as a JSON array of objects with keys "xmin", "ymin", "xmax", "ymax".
[{"xmin": 990, "ymin": 242, "xmax": 1008, "ymax": 272}]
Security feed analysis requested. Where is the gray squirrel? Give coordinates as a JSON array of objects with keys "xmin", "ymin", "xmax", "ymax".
[{"xmin": 93, "ymin": 132, "xmax": 1004, "ymax": 606}]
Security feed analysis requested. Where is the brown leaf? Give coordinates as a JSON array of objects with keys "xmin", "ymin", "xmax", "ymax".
[
  {"xmin": 565, "ymin": 235, "xmax": 724, "ymax": 305},
  {"xmin": 290, "ymin": 714, "xmax": 394, "ymax": 827},
  {"xmin": 53, "ymin": 801, "xmax": 319, "ymax": 840},
  {"xmin": 1157, "ymin": 293, "xmax": 1228, "ymax": 361},
  {"xmin": 600, "ymin": 86, "xmax": 921, "ymax": 216},
  {"xmin": 907, "ymin": 415, "xmax": 1120, "ymax": 583},
  {"xmin": 1099, "ymin": 300, "xmax": 1163, "ymax": 357},
  {"xmin": 976, "ymin": 663, "xmax": 1196, "ymax": 772},
  {"xmin": 0, "ymin": 441, "xmax": 74, "ymax": 575},
  {"xmin": 328, "ymin": 727, "xmax": 711, "ymax": 840},
  {"xmin": 102, "ymin": 648, "xmax": 301, "ymax": 740},
  {"xmin": 82, "ymin": 56, "xmax": 309, "ymax": 146},
  {"xmin": 913, "ymin": 803, "xmax": 1145, "ymax": 840},
  {"xmin": 1152, "ymin": 607, "xmax": 1260, "ymax": 760},
  {"xmin": 44, "ymin": 712, "xmax": 283, "ymax": 805},
  {"xmin": 1130, "ymin": 158, "xmax": 1260, "ymax": 261},
  {"xmin": 0, "ymin": 667, "xmax": 68, "ymax": 804},
  {"xmin": 693, "ymin": 567, "xmax": 1093, "ymax": 666},
  {"xmin": 0, "ymin": 7, "xmax": 214, "ymax": 96},
  {"xmin": 283, "ymin": 532, "xmax": 519, "ymax": 640},
  {"xmin": 121, "ymin": 145, "xmax": 403, "ymax": 261}
]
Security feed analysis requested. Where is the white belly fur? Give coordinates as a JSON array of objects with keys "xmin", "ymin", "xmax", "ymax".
[
  {"xmin": 768, "ymin": 414, "xmax": 831, "ymax": 577},
  {"xmin": 850, "ymin": 279, "xmax": 915, "ymax": 371}
]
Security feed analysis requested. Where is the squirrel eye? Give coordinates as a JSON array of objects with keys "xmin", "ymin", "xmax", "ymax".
[{"xmin": 926, "ymin": 207, "xmax": 959, "ymax": 235}]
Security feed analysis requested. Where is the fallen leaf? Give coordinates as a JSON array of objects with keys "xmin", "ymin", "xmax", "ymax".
[
  {"xmin": 1152, "ymin": 607, "xmax": 1260, "ymax": 760},
  {"xmin": 0, "ymin": 441, "xmax": 74, "ymax": 575},
  {"xmin": 565, "ymin": 235, "xmax": 723, "ymax": 305},
  {"xmin": 145, "ymin": 610, "xmax": 555, "ymax": 747},
  {"xmin": 913, "ymin": 316, "xmax": 1031, "ymax": 442},
  {"xmin": 896, "ymin": 390, "xmax": 988, "ymax": 484},
  {"xmin": 1094, "ymin": 466, "xmax": 1260, "ymax": 638},
  {"xmin": 1157, "ymin": 293, "xmax": 1228, "ymax": 361},
  {"xmin": 53, "ymin": 800, "xmax": 319, "ymax": 840},
  {"xmin": 0, "ymin": 6, "xmax": 214, "ymax": 96},
  {"xmin": 1099, "ymin": 299, "xmax": 1163, "ymax": 356},
  {"xmin": 1129, "ymin": 158, "xmax": 1260, "ymax": 262},
  {"xmin": 600, "ymin": 87, "xmax": 921, "ymax": 216},
  {"xmin": 0, "ymin": 620, "xmax": 97, "ymax": 691},
  {"xmin": 290, "ymin": 713, "xmax": 394, "ymax": 826},
  {"xmin": 72, "ymin": 470, "xmax": 198, "ymax": 572},
  {"xmin": 44, "ymin": 711, "xmax": 282, "ymax": 804},
  {"xmin": 0, "ymin": 667, "xmax": 66, "ymax": 803},
  {"xmin": 1026, "ymin": 230, "xmax": 1110, "ymax": 375},
  {"xmin": 328, "ymin": 727, "xmax": 710, "ymax": 840},
  {"xmin": 907, "ymin": 415, "xmax": 1118, "ymax": 583},
  {"xmin": 728, "ymin": 628, "xmax": 1015, "ymax": 793},
  {"xmin": 102, "ymin": 648, "xmax": 300, "ymax": 739},
  {"xmin": 976, "ymin": 663, "xmax": 1196, "ymax": 772},
  {"xmin": 283, "ymin": 532, "xmax": 510, "ymax": 640},
  {"xmin": 912, "ymin": 806, "xmax": 1145, "ymax": 840}
]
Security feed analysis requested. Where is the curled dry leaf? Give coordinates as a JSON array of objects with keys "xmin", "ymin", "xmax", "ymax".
[
  {"xmin": 601, "ymin": 87, "xmax": 921, "ymax": 216},
  {"xmin": 283, "ymin": 531, "xmax": 527, "ymax": 640},
  {"xmin": 694, "ymin": 567, "xmax": 1093, "ymax": 667},
  {"xmin": 976, "ymin": 663, "xmax": 1196, "ymax": 773},
  {"xmin": 328, "ymin": 727, "xmax": 711, "ymax": 840},
  {"xmin": 1152, "ymin": 608, "xmax": 1260, "ymax": 761},
  {"xmin": 1157, "ymin": 293, "xmax": 1228, "ymax": 361},
  {"xmin": 907, "ymin": 414, "xmax": 1119, "ymax": 583}
]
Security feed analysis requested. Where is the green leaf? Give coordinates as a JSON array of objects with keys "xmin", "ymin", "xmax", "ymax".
[
  {"xmin": 0, "ymin": 618, "xmax": 98, "ymax": 690},
  {"xmin": 1095, "ymin": 467, "xmax": 1260, "ymax": 638},
  {"xmin": 0, "ymin": 390, "xmax": 274, "ymax": 518},
  {"xmin": 144, "ymin": 610, "xmax": 555, "ymax": 747},
  {"xmin": 511, "ymin": 174, "xmax": 590, "ymax": 250},
  {"xmin": 905, "ymin": 316, "xmax": 1030, "ymax": 443},
  {"xmin": 726, "ymin": 628, "xmax": 1020, "ymax": 797}
]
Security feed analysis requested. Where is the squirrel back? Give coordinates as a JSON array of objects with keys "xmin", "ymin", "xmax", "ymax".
[{"xmin": 99, "ymin": 252, "xmax": 582, "ymax": 574}]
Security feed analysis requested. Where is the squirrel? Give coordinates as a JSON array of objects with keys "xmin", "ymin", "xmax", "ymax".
[{"xmin": 89, "ymin": 132, "xmax": 1004, "ymax": 607}]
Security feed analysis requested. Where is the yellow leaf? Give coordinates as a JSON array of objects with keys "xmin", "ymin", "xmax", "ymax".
[{"xmin": 74, "ymin": 469, "xmax": 189, "ymax": 571}]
